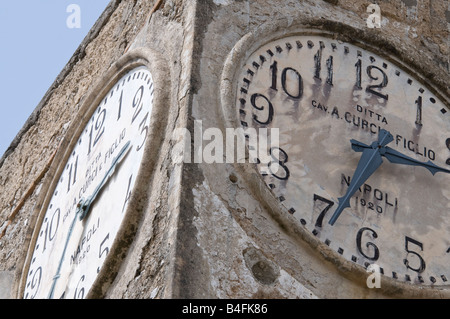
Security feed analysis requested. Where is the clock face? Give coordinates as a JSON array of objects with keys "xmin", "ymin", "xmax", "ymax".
[
  {"xmin": 236, "ymin": 35, "xmax": 450, "ymax": 286},
  {"xmin": 24, "ymin": 66, "xmax": 154, "ymax": 299}
]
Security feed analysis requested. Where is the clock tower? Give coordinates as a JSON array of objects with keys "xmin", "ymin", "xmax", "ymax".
[{"xmin": 0, "ymin": 0, "xmax": 448, "ymax": 299}]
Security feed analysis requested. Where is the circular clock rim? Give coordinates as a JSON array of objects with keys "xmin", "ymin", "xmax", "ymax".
[
  {"xmin": 219, "ymin": 24, "xmax": 450, "ymax": 296},
  {"xmin": 16, "ymin": 47, "xmax": 171, "ymax": 299}
]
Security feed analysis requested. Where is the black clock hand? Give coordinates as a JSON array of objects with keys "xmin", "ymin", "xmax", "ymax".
[
  {"xmin": 77, "ymin": 141, "xmax": 132, "ymax": 220},
  {"xmin": 350, "ymin": 138, "xmax": 450, "ymax": 175},
  {"xmin": 47, "ymin": 141, "xmax": 131, "ymax": 299},
  {"xmin": 382, "ymin": 146, "xmax": 450, "ymax": 175},
  {"xmin": 329, "ymin": 130, "xmax": 393, "ymax": 226}
]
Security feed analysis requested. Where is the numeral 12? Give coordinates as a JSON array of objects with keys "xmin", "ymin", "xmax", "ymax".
[{"xmin": 355, "ymin": 59, "xmax": 389, "ymax": 100}]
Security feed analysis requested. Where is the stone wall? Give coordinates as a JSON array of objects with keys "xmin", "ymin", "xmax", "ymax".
[{"xmin": 0, "ymin": 0, "xmax": 448, "ymax": 299}]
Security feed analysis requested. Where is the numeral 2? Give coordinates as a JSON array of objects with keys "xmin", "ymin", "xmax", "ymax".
[{"xmin": 132, "ymin": 86, "xmax": 144, "ymax": 124}]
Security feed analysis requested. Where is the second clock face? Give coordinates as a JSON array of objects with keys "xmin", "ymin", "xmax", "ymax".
[
  {"xmin": 24, "ymin": 66, "xmax": 154, "ymax": 299},
  {"xmin": 236, "ymin": 35, "xmax": 450, "ymax": 286}
]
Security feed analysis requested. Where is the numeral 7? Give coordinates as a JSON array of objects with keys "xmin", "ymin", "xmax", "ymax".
[{"xmin": 313, "ymin": 194, "xmax": 334, "ymax": 227}]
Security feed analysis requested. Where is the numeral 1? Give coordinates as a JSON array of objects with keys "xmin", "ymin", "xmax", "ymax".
[
  {"xmin": 355, "ymin": 59, "xmax": 362, "ymax": 90},
  {"xmin": 415, "ymin": 96, "xmax": 422, "ymax": 125},
  {"xmin": 326, "ymin": 56, "xmax": 333, "ymax": 85},
  {"xmin": 314, "ymin": 47, "xmax": 322, "ymax": 80},
  {"xmin": 446, "ymin": 138, "xmax": 450, "ymax": 166},
  {"xmin": 269, "ymin": 60, "xmax": 278, "ymax": 91},
  {"xmin": 117, "ymin": 89, "xmax": 123, "ymax": 120}
]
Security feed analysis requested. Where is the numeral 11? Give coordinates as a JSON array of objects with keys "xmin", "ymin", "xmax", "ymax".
[
  {"xmin": 67, "ymin": 155, "xmax": 78, "ymax": 193},
  {"xmin": 314, "ymin": 46, "xmax": 334, "ymax": 86}
]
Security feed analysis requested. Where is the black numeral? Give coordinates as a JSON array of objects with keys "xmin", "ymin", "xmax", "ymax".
[
  {"xmin": 132, "ymin": 86, "xmax": 144, "ymax": 124},
  {"xmin": 313, "ymin": 47, "xmax": 322, "ymax": 80},
  {"xmin": 25, "ymin": 266, "xmax": 42, "ymax": 299},
  {"xmin": 41, "ymin": 208, "xmax": 61, "ymax": 252},
  {"xmin": 313, "ymin": 194, "xmax": 334, "ymax": 228},
  {"xmin": 122, "ymin": 175, "xmax": 133, "ymax": 213},
  {"xmin": 67, "ymin": 155, "xmax": 78, "ymax": 193},
  {"xmin": 445, "ymin": 138, "xmax": 450, "ymax": 166},
  {"xmin": 354, "ymin": 61, "xmax": 389, "ymax": 100},
  {"xmin": 137, "ymin": 112, "xmax": 149, "ymax": 152},
  {"xmin": 269, "ymin": 61, "xmax": 303, "ymax": 99},
  {"xmin": 325, "ymin": 56, "xmax": 333, "ymax": 85},
  {"xmin": 99, "ymin": 234, "xmax": 110, "ymax": 259},
  {"xmin": 404, "ymin": 236, "xmax": 426, "ymax": 273},
  {"xmin": 251, "ymin": 93, "xmax": 274, "ymax": 125},
  {"xmin": 355, "ymin": 59, "xmax": 362, "ymax": 90},
  {"xmin": 97, "ymin": 233, "xmax": 110, "ymax": 274},
  {"xmin": 366, "ymin": 65, "xmax": 389, "ymax": 100},
  {"xmin": 313, "ymin": 44, "xmax": 334, "ymax": 86},
  {"xmin": 269, "ymin": 60, "xmax": 278, "ymax": 91},
  {"xmin": 356, "ymin": 227, "xmax": 380, "ymax": 261},
  {"xmin": 88, "ymin": 108, "xmax": 106, "ymax": 155},
  {"xmin": 268, "ymin": 147, "xmax": 290, "ymax": 180},
  {"xmin": 415, "ymin": 95, "xmax": 423, "ymax": 125},
  {"xmin": 117, "ymin": 89, "xmax": 123, "ymax": 120},
  {"xmin": 73, "ymin": 275, "xmax": 85, "ymax": 299}
]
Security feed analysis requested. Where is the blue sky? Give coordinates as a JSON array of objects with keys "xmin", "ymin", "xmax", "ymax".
[{"xmin": 0, "ymin": 1, "xmax": 110, "ymax": 157}]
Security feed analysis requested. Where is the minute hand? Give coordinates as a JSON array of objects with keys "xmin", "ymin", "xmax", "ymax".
[{"xmin": 382, "ymin": 146, "xmax": 450, "ymax": 175}]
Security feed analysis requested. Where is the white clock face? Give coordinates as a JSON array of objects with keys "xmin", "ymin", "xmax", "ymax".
[
  {"xmin": 24, "ymin": 66, "xmax": 154, "ymax": 299},
  {"xmin": 236, "ymin": 35, "xmax": 450, "ymax": 286}
]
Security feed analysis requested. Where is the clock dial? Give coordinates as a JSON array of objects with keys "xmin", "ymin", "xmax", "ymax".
[
  {"xmin": 24, "ymin": 66, "xmax": 154, "ymax": 299},
  {"xmin": 236, "ymin": 35, "xmax": 450, "ymax": 286}
]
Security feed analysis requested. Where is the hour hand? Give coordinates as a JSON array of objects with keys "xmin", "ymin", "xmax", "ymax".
[
  {"xmin": 383, "ymin": 146, "xmax": 450, "ymax": 175},
  {"xmin": 329, "ymin": 144, "xmax": 384, "ymax": 225}
]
